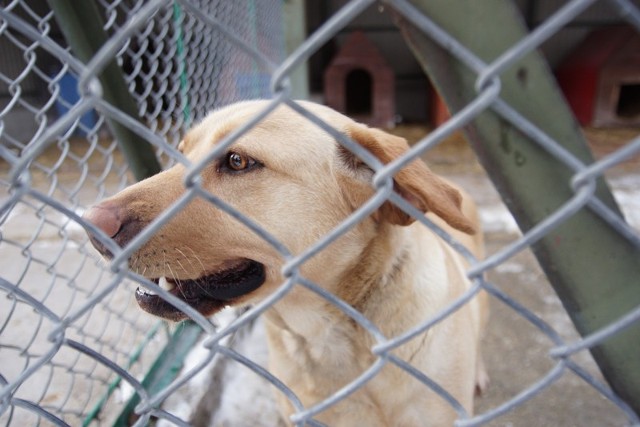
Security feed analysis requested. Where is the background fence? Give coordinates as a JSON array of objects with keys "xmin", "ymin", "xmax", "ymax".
[{"xmin": 1, "ymin": 0, "xmax": 639, "ymax": 426}]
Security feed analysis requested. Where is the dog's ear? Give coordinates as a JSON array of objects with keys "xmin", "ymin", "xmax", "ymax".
[{"xmin": 338, "ymin": 123, "xmax": 475, "ymax": 234}]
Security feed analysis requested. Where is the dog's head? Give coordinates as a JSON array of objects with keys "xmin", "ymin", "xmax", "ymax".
[{"xmin": 83, "ymin": 101, "xmax": 474, "ymax": 321}]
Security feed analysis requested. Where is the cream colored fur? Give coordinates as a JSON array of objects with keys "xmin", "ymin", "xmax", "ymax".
[{"xmin": 88, "ymin": 101, "xmax": 488, "ymax": 426}]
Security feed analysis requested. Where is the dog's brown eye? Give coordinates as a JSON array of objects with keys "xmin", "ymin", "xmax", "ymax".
[
  {"xmin": 228, "ymin": 153, "xmax": 246, "ymax": 170},
  {"xmin": 223, "ymin": 152, "xmax": 258, "ymax": 173}
]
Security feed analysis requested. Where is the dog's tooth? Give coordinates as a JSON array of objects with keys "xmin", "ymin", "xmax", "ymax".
[
  {"xmin": 142, "ymin": 287, "xmax": 158, "ymax": 296},
  {"xmin": 159, "ymin": 276, "xmax": 175, "ymax": 291}
]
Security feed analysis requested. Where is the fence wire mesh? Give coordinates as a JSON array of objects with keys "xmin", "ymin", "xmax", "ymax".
[{"xmin": 0, "ymin": 0, "xmax": 639, "ymax": 426}]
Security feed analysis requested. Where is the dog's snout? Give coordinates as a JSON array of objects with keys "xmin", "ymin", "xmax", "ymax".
[
  {"xmin": 83, "ymin": 205, "xmax": 122, "ymax": 238},
  {"xmin": 83, "ymin": 203, "xmax": 134, "ymax": 258}
]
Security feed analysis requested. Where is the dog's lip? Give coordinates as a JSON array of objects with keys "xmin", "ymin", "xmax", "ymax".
[{"xmin": 134, "ymin": 259, "xmax": 266, "ymax": 321}]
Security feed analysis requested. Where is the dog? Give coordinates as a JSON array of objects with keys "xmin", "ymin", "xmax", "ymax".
[{"xmin": 83, "ymin": 100, "xmax": 488, "ymax": 426}]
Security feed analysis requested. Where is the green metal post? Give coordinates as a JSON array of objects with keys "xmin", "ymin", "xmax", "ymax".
[
  {"xmin": 393, "ymin": 0, "xmax": 640, "ymax": 414},
  {"xmin": 283, "ymin": 0, "xmax": 310, "ymax": 99},
  {"xmin": 48, "ymin": 0, "xmax": 161, "ymax": 181},
  {"xmin": 172, "ymin": 1, "xmax": 192, "ymax": 128},
  {"xmin": 112, "ymin": 322, "xmax": 202, "ymax": 426}
]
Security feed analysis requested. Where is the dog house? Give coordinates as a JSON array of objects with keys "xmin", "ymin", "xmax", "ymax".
[
  {"xmin": 324, "ymin": 31, "xmax": 395, "ymax": 128},
  {"xmin": 556, "ymin": 26, "xmax": 640, "ymax": 127}
]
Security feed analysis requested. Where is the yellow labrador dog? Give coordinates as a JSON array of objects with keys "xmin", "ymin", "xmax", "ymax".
[{"xmin": 83, "ymin": 101, "xmax": 488, "ymax": 426}]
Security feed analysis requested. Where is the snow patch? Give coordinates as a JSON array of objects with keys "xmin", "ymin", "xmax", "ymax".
[
  {"xmin": 210, "ymin": 319, "xmax": 282, "ymax": 427},
  {"xmin": 612, "ymin": 189, "xmax": 640, "ymax": 231},
  {"xmin": 157, "ymin": 309, "xmax": 281, "ymax": 426},
  {"xmin": 478, "ymin": 204, "xmax": 520, "ymax": 234}
]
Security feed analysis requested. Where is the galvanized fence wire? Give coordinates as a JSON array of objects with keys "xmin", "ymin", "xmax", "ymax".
[
  {"xmin": 0, "ymin": 0, "xmax": 639, "ymax": 425},
  {"xmin": 0, "ymin": 0, "xmax": 283, "ymax": 425}
]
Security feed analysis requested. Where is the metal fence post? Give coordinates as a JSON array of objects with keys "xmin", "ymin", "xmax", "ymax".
[
  {"xmin": 47, "ymin": 0, "xmax": 162, "ymax": 181},
  {"xmin": 283, "ymin": 0, "xmax": 310, "ymax": 99},
  {"xmin": 392, "ymin": 0, "xmax": 640, "ymax": 415}
]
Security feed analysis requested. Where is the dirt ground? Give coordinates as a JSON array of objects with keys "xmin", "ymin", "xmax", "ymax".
[{"xmin": 1, "ymin": 125, "xmax": 638, "ymax": 426}]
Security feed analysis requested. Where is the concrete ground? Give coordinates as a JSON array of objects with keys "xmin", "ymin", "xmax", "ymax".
[{"xmin": 1, "ymin": 126, "xmax": 638, "ymax": 426}]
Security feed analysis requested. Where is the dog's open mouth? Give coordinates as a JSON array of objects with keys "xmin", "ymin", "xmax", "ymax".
[{"xmin": 135, "ymin": 259, "xmax": 266, "ymax": 321}]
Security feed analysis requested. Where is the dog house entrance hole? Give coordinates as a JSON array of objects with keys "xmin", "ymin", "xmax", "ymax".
[
  {"xmin": 616, "ymin": 83, "xmax": 640, "ymax": 119},
  {"xmin": 345, "ymin": 69, "xmax": 372, "ymax": 116}
]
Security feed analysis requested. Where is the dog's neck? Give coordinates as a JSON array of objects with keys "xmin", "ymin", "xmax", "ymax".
[{"xmin": 264, "ymin": 223, "xmax": 430, "ymax": 375}]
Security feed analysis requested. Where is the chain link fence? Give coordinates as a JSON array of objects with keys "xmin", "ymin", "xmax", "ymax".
[{"xmin": 1, "ymin": 0, "xmax": 639, "ymax": 426}]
